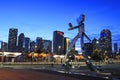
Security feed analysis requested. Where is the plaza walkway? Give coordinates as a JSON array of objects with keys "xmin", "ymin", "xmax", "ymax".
[
  {"xmin": 0, "ymin": 61, "xmax": 120, "ymax": 80},
  {"xmin": 0, "ymin": 68, "xmax": 79, "ymax": 80}
]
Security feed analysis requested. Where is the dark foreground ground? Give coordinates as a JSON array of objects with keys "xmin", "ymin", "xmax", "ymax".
[
  {"xmin": 0, "ymin": 62, "xmax": 120, "ymax": 80},
  {"xmin": 0, "ymin": 68, "xmax": 80, "ymax": 80},
  {"xmin": 0, "ymin": 68, "xmax": 111, "ymax": 80}
]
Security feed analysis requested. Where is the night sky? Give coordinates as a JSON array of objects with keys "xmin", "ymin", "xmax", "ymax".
[{"xmin": 0, "ymin": 0, "xmax": 120, "ymax": 51}]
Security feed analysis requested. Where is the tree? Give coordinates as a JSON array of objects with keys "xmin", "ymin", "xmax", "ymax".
[
  {"xmin": 91, "ymin": 49, "xmax": 104, "ymax": 61},
  {"xmin": 67, "ymin": 49, "xmax": 75, "ymax": 61}
]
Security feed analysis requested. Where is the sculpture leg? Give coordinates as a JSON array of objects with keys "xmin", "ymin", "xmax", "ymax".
[
  {"xmin": 66, "ymin": 34, "xmax": 79, "ymax": 56},
  {"xmin": 83, "ymin": 32, "xmax": 91, "ymax": 42},
  {"xmin": 81, "ymin": 33, "xmax": 97, "ymax": 71},
  {"xmin": 80, "ymin": 33, "xmax": 84, "ymax": 53}
]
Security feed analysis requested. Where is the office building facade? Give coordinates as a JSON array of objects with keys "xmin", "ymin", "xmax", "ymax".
[
  {"xmin": 30, "ymin": 41, "xmax": 35, "ymax": 52},
  {"xmin": 8, "ymin": 28, "xmax": 18, "ymax": 52},
  {"xmin": 99, "ymin": 29, "xmax": 112, "ymax": 55},
  {"xmin": 84, "ymin": 42, "xmax": 93, "ymax": 56},
  {"xmin": 1, "ymin": 42, "xmax": 8, "ymax": 52},
  {"xmin": 92, "ymin": 38, "xmax": 100, "ymax": 50},
  {"xmin": 36, "ymin": 37, "xmax": 43, "ymax": 53},
  {"xmin": 114, "ymin": 43, "xmax": 118, "ymax": 54},
  {"xmin": 24, "ymin": 37, "xmax": 30, "ymax": 53},
  {"xmin": 43, "ymin": 40, "xmax": 52, "ymax": 53},
  {"xmin": 64, "ymin": 37, "xmax": 70, "ymax": 54},
  {"xmin": 18, "ymin": 33, "xmax": 25, "ymax": 52},
  {"xmin": 53, "ymin": 31, "xmax": 64, "ymax": 55}
]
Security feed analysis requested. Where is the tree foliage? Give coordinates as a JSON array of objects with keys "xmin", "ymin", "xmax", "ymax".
[
  {"xmin": 91, "ymin": 49, "xmax": 104, "ymax": 61},
  {"xmin": 67, "ymin": 49, "xmax": 75, "ymax": 61}
]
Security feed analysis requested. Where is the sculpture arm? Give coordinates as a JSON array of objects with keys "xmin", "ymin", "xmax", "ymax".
[{"xmin": 68, "ymin": 26, "xmax": 79, "ymax": 30}]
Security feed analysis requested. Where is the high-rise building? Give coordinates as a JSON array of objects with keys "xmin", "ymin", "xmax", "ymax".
[
  {"xmin": 24, "ymin": 37, "xmax": 30, "ymax": 53},
  {"xmin": 30, "ymin": 41, "xmax": 35, "ymax": 52},
  {"xmin": 43, "ymin": 40, "xmax": 52, "ymax": 53},
  {"xmin": 1, "ymin": 42, "xmax": 8, "ymax": 52},
  {"xmin": 64, "ymin": 37, "xmax": 70, "ymax": 54},
  {"xmin": 99, "ymin": 29, "xmax": 112, "ymax": 55},
  {"xmin": 84, "ymin": 43, "xmax": 93, "ymax": 56},
  {"xmin": 8, "ymin": 28, "xmax": 18, "ymax": 52},
  {"xmin": 114, "ymin": 43, "xmax": 118, "ymax": 54},
  {"xmin": 36, "ymin": 37, "xmax": 43, "ymax": 53},
  {"xmin": 92, "ymin": 38, "xmax": 100, "ymax": 50},
  {"xmin": 18, "ymin": 33, "xmax": 25, "ymax": 52},
  {"xmin": 53, "ymin": 31, "xmax": 64, "ymax": 55},
  {"xmin": 119, "ymin": 48, "xmax": 120, "ymax": 54}
]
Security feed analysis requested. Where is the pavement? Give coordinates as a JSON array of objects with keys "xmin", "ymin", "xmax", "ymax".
[
  {"xmin": 0, "ymin": 68, "xmax": 80, "ymax": 80},
  {"xmin": 0, "ymin": 62, "xmax": 120, "ymax": 80}
]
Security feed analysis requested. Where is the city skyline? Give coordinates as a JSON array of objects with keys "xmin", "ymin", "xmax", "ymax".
[
  {"xmin": 0, "ymin": 25, "xmax": 116, "ymax": 53},
  {"xmin": 0, "ymin": 0, "xmax": 120, "ymax": 48}
]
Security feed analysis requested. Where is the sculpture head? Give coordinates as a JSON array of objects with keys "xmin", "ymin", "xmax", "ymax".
[
  {"xmin": 77, "ymin": 14, "xmax": 85, "ymax": 24},
  {"xmin": 81, "ymin": 14, "xmax": 85, "ymax": 23}
]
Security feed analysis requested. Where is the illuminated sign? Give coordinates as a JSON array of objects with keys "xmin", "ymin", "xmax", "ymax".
[{"xmin": 57, "ymin": 31, "xmax": 64, "ymax": 36}]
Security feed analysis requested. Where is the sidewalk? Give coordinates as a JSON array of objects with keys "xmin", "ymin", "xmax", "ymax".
[
  {"xmin": 0, "ymin": 61, "xmax": 120, "ymax": 80},
  {"xmin": 0, "ymin": 68, "xmax": 80, "ymax": 80}
]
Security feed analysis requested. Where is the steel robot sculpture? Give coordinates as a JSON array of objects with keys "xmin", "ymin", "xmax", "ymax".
[{"xmin": 65, "ymin": 14, "xmax": 98, "ymax": 72}]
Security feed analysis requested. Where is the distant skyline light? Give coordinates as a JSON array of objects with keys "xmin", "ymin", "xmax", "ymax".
[{"xmin": 0, "ymin": 0, "xmax": 120, "ymax": 50}]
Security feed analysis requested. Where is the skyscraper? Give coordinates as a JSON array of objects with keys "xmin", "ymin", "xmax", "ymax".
[
  {"xmin": 84, "ymin": 43, "xmax": 93, "ymax": 56},
  {"xmin": 36, "ymin": 37, "xmax": 43, "ymax": 53},
  {"xmin": 24, "ymin": 37, "xmax": 30, "ymax": 53},
  {"xmin": 18, "ymin": 33, "xmax": 25, "ymax": 52},
  {"xmin": 64, "ymin": 37, "xmax": 70, "ymax": 54},
  {"xmin": 99, "ymin": 29, "xmax": 112, "ymax": 55},
  {"xmin": 43, "ymin": 40, "xmax": 52, "ymax": 53},
  {"xmin": 118, "ymin": 48, "xmax": 120, "ymax": 54},
  {"xmin": 92, "ymin": 38, "xmax": 100, "ymax": 50},
  {"xmin": 30, "ymin": 41, "xmax": 35, "ymax": 52},
  {"xmin": 114, "ymin": 43, "xmax": 118, "ymax": 54},
  {"xmin": 8, "ymin": 28, "xmax": 18, "ymax": 52},
  {"xmin": 1, "ymin": 42, "xmax": 8, "ymax": 52},
  {"xmin": 53, "ymin": 31, "xmax": 64, "ymax": 55}
]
